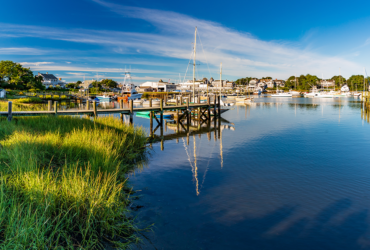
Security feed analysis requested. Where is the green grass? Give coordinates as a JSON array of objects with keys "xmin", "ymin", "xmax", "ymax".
[
  {"xmin": 0, "ymin": 101, "xmax": 45, "ymax": 112},
  {"xmin": 0, "ymin": 115, "xmax": 148, "ymax": 249}
]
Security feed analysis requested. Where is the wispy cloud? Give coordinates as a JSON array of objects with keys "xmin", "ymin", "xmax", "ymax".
[
  {"xmin": 0, "ymin": 2, "xmax": 364, "ymax": 79},
  {"xmin": 0, "ymin": 47, "xmax": 46, "ymax": 55}
]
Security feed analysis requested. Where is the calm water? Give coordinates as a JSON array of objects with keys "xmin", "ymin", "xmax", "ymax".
[{"xmin": 126, "ymin": 96, "xmax": 370, "ymax": 250}]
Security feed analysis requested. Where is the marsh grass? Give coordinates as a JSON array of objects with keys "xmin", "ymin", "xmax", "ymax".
[
  {"xmin": 0, "ymin": 116, "xmax": 148, "ymax": 249},
  {"xmin": 0, "ymin": 101, "xmax": 45, "ymax": 112}
]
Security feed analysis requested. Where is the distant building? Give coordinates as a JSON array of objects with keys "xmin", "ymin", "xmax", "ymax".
[
  {"xmin": 275, "ymin": 80, "xmax": 285, "ymax": 87},
  {"xmin": 247, "ymin": 79, "xmax": 259, "ymax": 90},
  {"xmin": 178, "ymin": 78, "xmax": 211, "ymax": 89},
  {"xmin": 211, "ymin": 79, "xmax": 234, "ymax": 88},
  {"xmin": 80, "ymin": 80, "xmax": 95, "ymax": 89},
  {"xmin": 259, "ymin": 79, "xmax": 275, "ymax": 88},
  {"xmin": 38, "ymin": 72, "xmax": 66, "ymax": 88},
  {"xmin": 320, "ymin": 79, "xmax": 335, "ymax": 88},
  {"xmin": 140, "ymin": 80, "xmax": 177, "ymax": 92},
  {"xmin": 0, "ymin": 89, "xmax": 6, "ymax": 98}
]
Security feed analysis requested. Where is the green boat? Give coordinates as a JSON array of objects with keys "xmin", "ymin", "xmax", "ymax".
[{"xmin": 136, "ymin": 111, "xmax": 150, "ymax": 116}]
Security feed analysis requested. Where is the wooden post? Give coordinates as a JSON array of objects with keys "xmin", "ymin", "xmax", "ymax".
[
  {"xmin": 180, "ymin": 96, "xmax": 183, "ymax": 106},
  {"xmin": 149, "ymin": 98, "xmax": 152, "ymax": 107},
  {"xmin": 161, "ymin": 139, "xmax": 164, "ymax": 151},
  {"xmin": 120, "ymin": 113, "xmax": 124, "ymax": 123},
  {"xmin": 129, "ymin": 99, "xmax": 134, "ymax": 125},
  {"xmin": 218, "ymin": 96, "xmax": 221, "ymax": 117},
  {"xmin": 7, "ymin": 101, "xmax": 12, "ymax": 122},
  {"xmin": 48, "ymin": 100, "xmax": 52, "ymax": 111},
  {"xmin": 160, "ymin": 99, "xmax": 164, "ymax": 125},
  {"xmin": 54, "ymin": 101, "xmax": 58, "ymax": 117},
  {"xmin": 120, "ymin": 99, "xmax": 123, "ymax": 109},
  {"xmin": 86, "ymin": 100, "xmax": 90, "ymax": 110},
  {"xmin": 93, "ymin": 101, "xmax": 97, "ymax": 118},
  {"xmin": 214, "ymin": 116, "xmax": 217, "ymax": 141},
  {"xmin": 207, "ymin": 96, "xmax": 211, "ymax": 120},
  {"xmin": 214, "ymin": 97, "xmax": 217, "ymax": 116},
  {"xmin": 150, "ymin": 112, "xmax": 153, "ymax": 137}
]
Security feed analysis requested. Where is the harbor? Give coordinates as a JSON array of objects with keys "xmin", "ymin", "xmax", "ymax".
[{"xmin": 3, "ymin": 0, "xmax": 370, "ymax": 248}]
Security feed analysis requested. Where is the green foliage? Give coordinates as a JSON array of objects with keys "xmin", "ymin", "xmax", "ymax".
[
  {"xmin": 235, "ymin": 77, "xmax": 255, "ymax": 85},
  {"xmin": 0, "ymin": 116, "xmax": 148, "ymax": 248},
  {"xmin": 346, "ymin": 75, "xmax": 370, "ymax": 91},
  {"xmin": 65, "ymin": 82, "xmax": 80, "ymax": 89},
  {"xmin": 101, "ymin": 79, "xmax": 118, "ymax": 88},
  {"xmin": 0, "ymin": 61, "xmax": 33, "ymax": 88},
  {"xmin": 14, "ymin": 97, "xmax": 43, "ymax": 104}
]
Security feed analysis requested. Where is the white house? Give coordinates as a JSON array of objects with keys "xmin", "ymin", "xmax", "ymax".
[
  {"xmin": 140, "ymin": 80, "xmax": 177, "ymax": 92},
  {"xmin": 320, "ymin": 79, "xmax": 335, "ymax": 88},
  {"xmin": 80, "ymin": 80, "xmax": 95, "ymax": 89},
  {"xmin": 38, "ymin": 72, "xmax": 66, "ymax": 88},
  {"xmin": 275, "ymin": 80, "xmax": 286, "ymax": 87},
  {"xmin": 0, "ymin": 89, "xmax": 5, "ymax": 98},
  {"xmin": 247, "ymin": 79, "xmax": 259, "ymax": 90}
]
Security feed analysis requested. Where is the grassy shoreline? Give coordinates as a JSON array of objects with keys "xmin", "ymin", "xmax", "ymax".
[{"xmin": 0, "ymin": 115, "xmax": 148, "ymax": 249}]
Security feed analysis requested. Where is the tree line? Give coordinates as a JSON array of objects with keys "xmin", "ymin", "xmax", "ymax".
[{"xmin": 235, "ymin": 74, "xmax": 370, "ymax": 90}]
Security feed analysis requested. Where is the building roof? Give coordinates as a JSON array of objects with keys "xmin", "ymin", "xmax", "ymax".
[{"xmin": 39, "ymin": 73, "xmax": 58, "ymax": 81}]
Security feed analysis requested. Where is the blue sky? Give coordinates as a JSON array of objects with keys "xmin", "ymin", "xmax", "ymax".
[{"xmin": 1, "ymin": 0, "xmax": 370, "ymax": 83}]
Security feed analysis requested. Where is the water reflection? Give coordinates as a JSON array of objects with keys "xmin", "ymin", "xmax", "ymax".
[{"xmin": 148, "ymin": 117, "xmax": 235, "ymax": 196}]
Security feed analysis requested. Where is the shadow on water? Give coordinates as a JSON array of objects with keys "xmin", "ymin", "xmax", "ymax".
[{"xmin": 137, "ymin": 198, "xmax": 369, "ymax": 250}]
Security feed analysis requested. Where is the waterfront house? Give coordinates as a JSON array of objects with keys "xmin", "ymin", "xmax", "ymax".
[
  {"xmin": 80, "ymin": 80, "xmax": 94, "ymax": 89},
  {"xmin": 320, "ymin": 79, "xmax": 335, "ymax": 88},
  {"xmin": 275, "ymin": 80, "xmax": 286, "ymax": 87},
  {"xmin": 140, "ymin": 80, "xmax": 177, "ymax": 92},
  {"xmin": 0, "ymin": 89, "xmax": 5, "ymax": 98},
  {"xmin": 247, "ymin": 78, "xmax": 259, "ymax": 90},
  {"xmin": 38, "ymin": 72, "xmax": 66, "ymax": 88},
  {"xmin": 178, "ymin": 78, "xmax": 211, "ymax": 89}
]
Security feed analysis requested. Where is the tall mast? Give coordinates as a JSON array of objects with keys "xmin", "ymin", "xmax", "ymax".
[
  {"xmin": 193, "ymin": 27, "xmax": 197, "ymax": 102},
  {"xmin": 364, "ymin": 67, "xmax": 366, "ymax": 92},
  {"xmin": 220, "ymin": 63, "xmax": 222, "ymax": 99}
]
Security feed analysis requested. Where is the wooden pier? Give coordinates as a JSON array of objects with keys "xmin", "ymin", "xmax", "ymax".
[{"xmin": 0, "ymin": 96, "xmax": 222, "ymax": 126}]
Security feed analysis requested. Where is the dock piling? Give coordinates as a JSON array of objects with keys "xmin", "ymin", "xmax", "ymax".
[
  {"xmin": 54, "ymin": 101, "xmax": 58, "ymax": 117},
  {"xmin": 7, "ymin": 101, "xmax": 12, "ymax": 122},
  {"xmin": 93, "ymin": 101, "xmax": 97, "ymax": 118},
  {"xmin": 48, "ymin": 100, "xmax": 52, "ymax": 111}
]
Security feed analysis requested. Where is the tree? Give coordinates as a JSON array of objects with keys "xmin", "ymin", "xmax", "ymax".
[
  {"xmin": 331, "ymin": 75, "xmax": 347, "ymax": 88},
  {"xmin": 91, "ymin": 81, "xmax": 102, "ymax": 88},
  {"xmin": 346, "ymin": 75, "xmax": 369, "ymax": 91},
  {"xmin": 100, "ymin": 79, "xmax": 118, "ymax": 88},
  {"xmin": 26, "ymin": 75, "xmax": 45, "ymax": 90},
  {"xmin": 0, "ymin": 60, "xmax": 33, "ymax": 88},
  {"xmin": 234, "ymin": 77, "xmax": 255, "ymax": 85}
]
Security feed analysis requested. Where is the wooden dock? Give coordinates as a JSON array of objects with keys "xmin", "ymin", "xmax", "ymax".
[{"xmin": 0, "ymin": 97, "xmax": 222, "ymax": 126}]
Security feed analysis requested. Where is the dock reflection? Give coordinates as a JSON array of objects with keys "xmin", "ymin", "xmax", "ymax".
[{"xmin": 149, "ymin": 117, "xmax": 235, "ymax": 196}]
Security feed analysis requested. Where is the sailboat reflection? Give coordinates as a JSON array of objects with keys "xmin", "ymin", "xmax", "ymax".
[{"xmin": 150, "ymin": 117, "xmax": 235, "ymax": 196}]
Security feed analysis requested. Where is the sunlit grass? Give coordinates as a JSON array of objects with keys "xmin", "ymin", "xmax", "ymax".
[{"xmin": 0, "ymin": 116, "xmax": 148, "ymax": 249}]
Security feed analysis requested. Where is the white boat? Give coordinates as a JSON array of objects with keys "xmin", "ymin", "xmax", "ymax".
[
  {"xmin": 220, "ymin": 99, "xmax": 235, "ymax": 107},
  {"xmin": 96, "ymin": 95, "xmax": 111, "ymax": 102},
  {"xmin": 133, "ymin": 99, "xmax": 143, "ymax": 105},
  {"xmin": 271, "ymin": 92, "xmax": 292, "ymax": 97},
  {"xmin": 143, "ymin": 99, "xmax": 161, "ymax": 106},
  {"xmin": 119, "ymin": 71, "xmax": 143, "ymax": 100},
  {"xmin": 236, "ymin": 97, "xmax": 253, "ymax": 104},
  {"xmin": 291, "ymin": 90, "xmax": 302, "ymax": 97}
]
